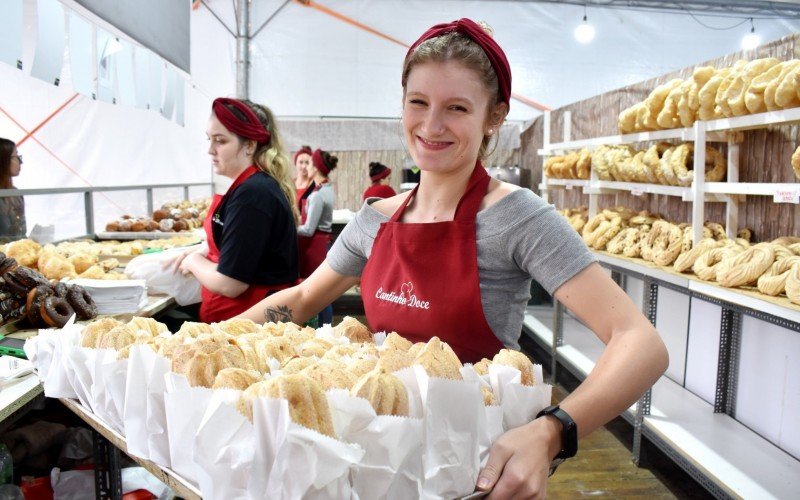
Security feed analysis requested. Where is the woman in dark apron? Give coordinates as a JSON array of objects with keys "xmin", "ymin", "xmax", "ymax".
[
  {"xmin": 240, "ymin": 19, "xmax": 668, "ymax": 497},
  {"xmin": 173, "ymin": 98, "xmax": 298, "ymax": 323}
]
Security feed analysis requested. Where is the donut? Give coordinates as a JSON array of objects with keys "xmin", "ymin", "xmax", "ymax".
[
  {"xmin": 674, "ymin": 238, "xmax": 718, "ymax": 273},
  {"xmin": 2, "ymin": 271, "xmax": 29, "ymax": 297},
  {"xmin": 53, "ymin": 281, "xmax": 68, "ymax": 298},
  {"xmin": 173, "ymin": 219, "xmax": 188, "ymax": 232},
  {"xmin": 651, "ymin": 222, "xmax": 684, "ymax": 267},
  {"xmin": 13, "ymin": 267, "xmax": 49, "ymax": 290},
  {"xmin": 693, "ymin": 246, "xmax": 742, "ymax": 281},
  {"xmin": 105, "ymin": 221, "xmax": 120, "ymax": 232},
  {"xmin": 66, "ymin": 284, "xmax": 98, "ymax": 320},
  {"xmin": 118, "ymin": 220, "xmax": 132, "ymax": 232},
  {"xmin": 644, "ymin": 79, "xmax": 683, "ymax": 130},
  {"xmin": 26, "ymin": 285, "xmax": 54, "ymax": 326},
  {"xmin": 130, "ymin": 220, "xmax": 146, "ymax": 232},
  {"xmin": 698, "ymin": 69, "xmax": 730, "ymax": 121},
  {"xmin": 786, "ymin": 264, "xmax": 800, "ymax": 305},
  {"xmin": 0, "ymin": 257, "xmax": 18, "ymax": 275},
  {"xmin": 39, "ymin": 296, "xmax": 75, "ymax": 328},
  {"xmin": 158, "ymin": 219, "xmax": 175, "ymax": 232}
]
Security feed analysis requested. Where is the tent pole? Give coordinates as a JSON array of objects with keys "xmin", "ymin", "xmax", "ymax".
[{"xmin": 235, "ymin": 0, "xmax": 250, "ymax": 99}]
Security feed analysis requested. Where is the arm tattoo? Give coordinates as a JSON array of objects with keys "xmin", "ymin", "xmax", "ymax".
[{"xmin": 264, "ymin": 305, "xmax": 293, "ymax": 323}]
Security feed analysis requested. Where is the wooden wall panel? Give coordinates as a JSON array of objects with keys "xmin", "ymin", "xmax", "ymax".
[{"xmin": 522, "ymin": 33, "xmax": 800, "ymax": 241}]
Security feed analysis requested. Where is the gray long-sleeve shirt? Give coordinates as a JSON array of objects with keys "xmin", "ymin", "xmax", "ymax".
[
  {"xmin": 297, "ymin": 183, "xmax": 334, "ymax": 236},
  {"xmin": 327, "ymin": 188, "xmax": 596, "ymax": 349}
]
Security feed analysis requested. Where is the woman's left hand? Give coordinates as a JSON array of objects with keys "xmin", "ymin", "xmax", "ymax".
[{"xmin": 476, "ymin": 416, "xmax": 561, "ymax": 499}]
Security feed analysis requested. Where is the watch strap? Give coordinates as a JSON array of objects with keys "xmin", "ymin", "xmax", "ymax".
[{"xmin": 536, "ymin": 405, "xmax": 578, "ymax": 460}]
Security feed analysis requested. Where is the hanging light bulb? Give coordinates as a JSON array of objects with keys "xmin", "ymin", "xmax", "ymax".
[
  {"xmin": 741, "ymin": 18, "xmax": 760, "ymax": 50},
  {"xmin": 574, "ymin": 13, "xmax": 596, "ymax": 44}
]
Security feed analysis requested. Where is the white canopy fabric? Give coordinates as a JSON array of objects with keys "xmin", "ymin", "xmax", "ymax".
[{"xmin": 227, "ymin": 0, "xmax": 800, "ymax": 122}]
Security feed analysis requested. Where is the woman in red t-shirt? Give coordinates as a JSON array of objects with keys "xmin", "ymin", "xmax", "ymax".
[{"xmin": 362, "ymin": 161, "xmax": 396, "ymax": 201}]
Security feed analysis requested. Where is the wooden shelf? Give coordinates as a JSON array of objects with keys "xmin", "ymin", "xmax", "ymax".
[{"xmin": 60, "ymin": 398, "xmax": 202, "ymax": 500}]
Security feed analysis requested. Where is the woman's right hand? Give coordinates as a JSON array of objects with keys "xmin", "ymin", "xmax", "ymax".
[{"xmin": 162, "ymin": 244, "xmax": 206, "ymax": 273}]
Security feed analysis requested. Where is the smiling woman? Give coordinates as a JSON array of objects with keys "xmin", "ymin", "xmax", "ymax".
[{"xmin": 239, "ymin": 18, "xmax": 668, "ymax": 498}]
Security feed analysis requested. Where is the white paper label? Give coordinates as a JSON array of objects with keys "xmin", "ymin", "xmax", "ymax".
[
  {"xmin": 773, "ymin": 189, "xmax": 800, "ymax": 204},
  {"xmin": 630, "ymin": 187, "xmax": 644, "ymax": 196},
  {"xmin": 565, "ymin": 183, "xmax": 573, "ymax": 190}
]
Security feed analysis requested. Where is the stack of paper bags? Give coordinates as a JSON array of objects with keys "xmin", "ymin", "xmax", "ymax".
[{"xmin": 70, "ymin": 278, "xmax": 148, "ymax": 314}]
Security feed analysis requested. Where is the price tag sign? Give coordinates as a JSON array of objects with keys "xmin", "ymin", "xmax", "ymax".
[
  {"xmin": 773, "ymin": 188, "xmax": 800, "ymax": 204},
  {"xmin": 565, "ymin": 183, "xmax": 573, "ymax": 190},
  {"xmin": 631, "ymin": 187, "xmax": 644, "ymax": 196}
]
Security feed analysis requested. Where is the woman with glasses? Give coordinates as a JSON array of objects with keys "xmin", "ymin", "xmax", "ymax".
[{"xmin": 0, "ymin": 138, "xmax": 26, "ymax": 242}]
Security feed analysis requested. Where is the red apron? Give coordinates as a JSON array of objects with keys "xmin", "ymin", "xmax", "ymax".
[
  {"xmin": 200, "ymin": 166, "xmax": 290, "ymax": 323},
  {"xmin": 360, "ymin": 163, "xmax": 503, "ymax": 363},
  {"xmin": 298, "ymin": 181, "xmax": 332, "ymax": 279}
]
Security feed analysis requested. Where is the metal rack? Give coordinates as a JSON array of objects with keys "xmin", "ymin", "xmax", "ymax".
[
  {"xmin": 0, "ymin": 182, "xmax": 212, "ymax": 236},
  {"xmin": 525, "ymin": 251, "xmax": 800, "ymax": 499}
]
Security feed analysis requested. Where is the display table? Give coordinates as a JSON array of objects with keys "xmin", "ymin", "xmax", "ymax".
[
  {"xmin": 0, "ymin": 371, "xmax": 44, "ymax": 434},
  {"xmin": 60, "ymin": 398, "xmax": 201, "ymax": 500}
]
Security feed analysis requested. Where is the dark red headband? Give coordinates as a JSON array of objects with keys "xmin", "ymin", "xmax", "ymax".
[
  {"xmin": 404, "ymin": 18, "xmax": 511, "ymax": 107},
  {"xmin": 212, "ymin": 97, "xmax": 270, "ymax": 144},
  {"xmin": 312, "ymin": 149, "xmax": 333, "ymax": 176},
  {"xmin": 370, "ymin": 166, "xmax": 391, "ymax": 183},
  {"xmin": 293, "ymin": 146, "xmax": 313, "ymax": 164}
]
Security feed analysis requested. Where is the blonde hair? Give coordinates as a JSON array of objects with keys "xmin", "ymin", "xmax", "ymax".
[
  {"xmin": 240, "ymin": 101, "xmax": 300, "ymax": 224},
  {"xmin": 402, "ymin": 22, "xmax": 503, "ymax": 159}
]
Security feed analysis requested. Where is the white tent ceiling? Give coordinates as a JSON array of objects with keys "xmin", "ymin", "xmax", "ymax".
[{"xmin": 191, "ymin": 0, "xmax": 800, "ymax": 123}]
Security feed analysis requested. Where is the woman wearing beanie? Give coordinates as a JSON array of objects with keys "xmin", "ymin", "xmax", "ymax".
[
  {"xmin": 170, "ymin": 97, "xmax": 299, "ymax": 322},
  {"xmin": 362, "ymin": 161, "xmax": 396, "ymax": 201}
]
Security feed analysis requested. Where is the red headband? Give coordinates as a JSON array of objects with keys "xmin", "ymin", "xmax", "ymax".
[
  {"xmin": 370, "ymin": 167, "xmax": 391, "ymax": 183},
  {"xmin": 293, "ymin": 146, "xmax": 313, "ymax": 164},
  {"xmin": 212, "ymin": 97, "xmax": 270, "ymax": 145},
  {"xmin": 404, "ymin": 18, "xmax": 511, "ymax": 107},
  {"xmin": 312, "ymin": 149, "xmax": 333, "ymax": 175}
]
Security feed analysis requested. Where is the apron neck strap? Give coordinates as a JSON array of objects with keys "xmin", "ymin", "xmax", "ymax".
[{"xmin": 390, "ymin": 161, "xmax": 490, "ymax": 223}]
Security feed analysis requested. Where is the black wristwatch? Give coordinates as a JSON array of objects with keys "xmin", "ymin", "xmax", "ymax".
[{"xmin": 536, "ymin": 405, "xmax": 578, "ymax": 476}]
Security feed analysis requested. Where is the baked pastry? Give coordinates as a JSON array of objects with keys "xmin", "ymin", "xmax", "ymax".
[
  {"xmin": 301, "ymin": 360, "xmax": 357, "ymax": 391},
  {"xmin": 347, "ymin": 358, "xmax": 378, "ymax": 378},
  {"xmin": 212, "ymin": 367, "xmax": 262, "ymax": 391},
  {"xmin": 785, "ymin": 263, "xmax": 800, "ymax": 305},
  {"xmin": 716, "ymin": 244, "xmax": 775, "ymax": 287},
  {"xmin": 673, "ymin": 238, "xmax": 719, "ymax": 273},
  {"xmin": 384, "ymin": 331, "xmax": 413, "ymax": 352},
  {"xmin": 176, "ymin": 321, "xmax": 215, "ymax": 337},
  {"xmin": 281, "ymin": 356, "xmax": 317, "ymax": 374},
  {"xmin": 256, "ymin": 336, "xmax": 296, "ymax": 364},
  {"xmin": 81, "ymin": 317, "xmax": 123, "ymax": 348},
  {"xmin": 127, "ymin": 316, "xmax": 168, "ymax": 337},
  {"xmin": 472, "ymin": 358, "xmax": 491, "ymax": 376},
  {"xmin": 757, "ymin": 256, "xmax": 800, "ymax": 296},
  {"xmin": 375, "ymin": 348, "xmax": 414, "ymax": 374},
  {"xmin": 96, "ymin": 325, "xmax": 137, "ymax": 350},
  {"xmin": 481, "ymin": 386, "xmax": 498, "ymax": 406},
  {"xmin": 493, "ymin": 349, "xmax": 535, "ymax": 386},
  {"xmin": 236, "ymin": 374, "xmax": 335, "ymax": 437},
  {"xmin": 26, "ymin": 285, "xmax": 54, "ymax": 326},
  {"xmin": 412, "ymin": 337, "xmax": 463, "ymax": 380},
  {"xmin": 333, "ymin": 316, "xmax": 373, "ymax": 343},
  {"xmin": 5, "ymin": 239, "xmax": 41, "ymax": 268},
  {"xmin": 350, "ymin": 369, "xmax": 409, "ymax": 417},
  {"xmin": 216, "ymin": 317, "xmax": 261, "ymax": 336}
]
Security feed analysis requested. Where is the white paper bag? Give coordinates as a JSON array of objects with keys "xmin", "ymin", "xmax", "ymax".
[
  {"xmin": 163, "ymin": 372, "xmax": 212, "ymax": 485},
  {"xmin": 194, "ymin": 391, "xmax": 254, "ymax": 500},
  {"xmin": 126, "ymin": 250, "xmax": 201, "ymax": 305}
]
